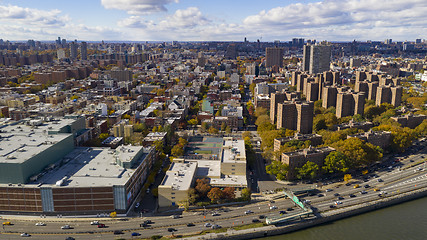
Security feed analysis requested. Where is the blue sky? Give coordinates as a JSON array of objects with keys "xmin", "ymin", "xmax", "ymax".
[{"xmin": 0, "ymin": 0, "xmax": 425, "ymax": 41}]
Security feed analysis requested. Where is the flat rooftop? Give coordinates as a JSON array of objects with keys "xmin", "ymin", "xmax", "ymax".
[
  {"xmin": 0, "ymin": 119, "xmax": 76, "ymax": 164},
  {"xmin": 34, "ymin": 146, "xmax": 148, "ymax": 188},
  {"xmin": 160, "ymin": 161, "xmax": 197, "ymax": 191},
  {"xmin": 210, "ymin": 175, "xmax": 247, "ymax": 188},
  {"xmin": 189, "ymin": 160, "xmax": 221, "ymax": 178},
  {"xmin": 222, "ymin": 139, "xmax": 246, "ymax": 163}
]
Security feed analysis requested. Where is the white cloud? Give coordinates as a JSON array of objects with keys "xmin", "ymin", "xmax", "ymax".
[
  {"xmin": 0, "ymin": 4, "xmax": 121, "ymax": 40},
  {"xmin": 0, "ymin": 4, "xmax": 70, "ymax": 26},
  {"xmin": 101, "ymin": 0, "xmax": 178, "ymax": 15},
  {"xmin": 243, "ymin": 0, "xmax": 427, "ymax": 40},
  {"xmin": 118, "ymin": 7, "xmax": 219, "ymax": 40}
]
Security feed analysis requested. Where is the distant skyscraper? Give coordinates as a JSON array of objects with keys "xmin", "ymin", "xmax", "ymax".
[
  {"xmin": 265, "ymin": 47, "xmax": 284, "ymax": 68},
  {"xmin": 70, "ymin": 41, "xmax": 78, "ymax": 59},
  {"xmin": 302, "ymin": 45, "xmax": 311, "ymax": 72},
  {"xmin": 303, "ymin": 43, "xmax": 331, "ymax": 74},
  {"xmin": 225, "ymin": 44, "xmax": 237, "ymax": 59},
  {"xmin": 81, "ymin": 42, "xmax": 87, "ymax": 60}
]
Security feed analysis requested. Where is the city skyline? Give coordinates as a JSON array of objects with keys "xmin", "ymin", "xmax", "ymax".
[{"xmin": 0, "ymin": 0, "xmax": 426, "ymax": 42}]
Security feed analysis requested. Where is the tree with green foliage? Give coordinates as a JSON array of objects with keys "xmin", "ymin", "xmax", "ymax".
[
  {"xmin": 296, "ymin": 161, "xmax": 319, "ymax": 179},
  {"xmin": 187, "ymin": 188, "xmax": 198, "ymax": 205},
  {"xmin": 187, "ymin": 118, "xmax": 198, "ymax": 126},
  {"xmin": 208, "ymin": 126, "xmax": 219, "ymax": 134},
  {"xmin": 241, "ymin": 188, "xmax": 251, "ymax": 201},
  {"xmin": 322, "ymin": 151, "xmax": 352, "ymax": 174},
  {"xmin": 266, "ymin": 161, "xmax": 289, "ymax": 180},
  {"xmin": 331, "ymin": 137, "xmax": 383, "ymax": 167},
  {"xmin": 99, "ymin": 133, "xmax": 109, "ymax": 141},
  {"xmin": 171, "ymin": 144, "xmax": 184, "ymax": 157},
  {"xmin": 178, "ymin": 137, "xmax": 188, "ymax": 146}
]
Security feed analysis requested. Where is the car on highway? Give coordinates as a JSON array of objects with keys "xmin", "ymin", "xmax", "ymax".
[
  {"xmin": 131, "ymin": 232, "xmax": 141, "ymax": 236},
  {"xmin": 61, "ymin": 225, "xmax": 72, "ymax": 229},
  {"xmin": 360, "ymin": 191, "xmax": 368, "ymax": 194},
  {"xmin": 364, "ymin": 184, "xmax": 371, "ymax": 188},
  {"xmin": 204, "ymin": 223, "xmax": 212, "ymax": 227},
  {"xmin": 97, "ymin": 224, "xmax": 106, "ymax": 228},
  {"xmin": 20, "ymin": 233, "xmax": 31, "ymax": 237},
  {"xmin": 317, "ymin": 193, "xmax": 324, "ymax": 197},
  {"xmin": 65, "ymin": 237, "xmax": 75, "ymax": 240},
  {"xmin": 258, "ymin": 215, "xmax": 266, "ymax": 219},
  {"xmin": 326, "ymin": 189, "xmax": 333, "ymax": 192},
  {"xmin": 252, "ymin": 219, "xmax": 260, "ymax": 223},
  {"xmin": 329, "ymin": 205, "xmax": 336, "ymax": 208},
  {"xmin": 168, "ymin": 228, "xmax": 177, "ymax": 232},
  {"xmin": 374, "ymin": 188, "xmax": 380, "ymax": 191},
  {"xmin": 187, "ymin": 223, "xmax": 195, "ymax": 227},
  {"xmin": 172, "ymin": 215, "xmax": 181, "ymax": 219},
  {"xmin": 349, "ymin": 194, "xmax": 356, "ymax": 198},
  {"xmin": 113, "ymin": 230, "xmax": 123, "ymax": 235},
  {"xmin": 140, "ymin": 223, "xmax": 149, "ymax": 228},
  {"xmin": 211, "ymin": 212, "xmax": 220, "ymax": 216},
  {"xmin": 35, "ymin": 222, "xmax": 46, "ymax": 226},
  {"xmin": 338, "ymin": 196, "xmax": 345, "ymax": 200},
  {"xmin": 135, "ymin": 202, "xmax": 140, "ymax": 209},
  {"xmin": 211, "ymin": 224, "xmax": 221, "ymax": 229},
  {"xmin": 90, "ymin": 221, "xmax": 99, "ymax": 225},
  {"xmin": 353, "ymin": 184, "xmax": 360, "ymax": 188},
  {"xmin": 287, "ymin": 207, "xmax": 294, "ymax": 211},
  {"xmin": 279, "ymin": 210, "xmax": 287, "ymax": 214},
  {"xmin": 2, "ymin": 221, "xmax": 11, "ymax": 225},
  {"xmin": 377, "ymin": 179, "xmax": 384, "ymax": 182},
  {"xmin": 334, "ymin": 201, "xmax": 343, "ymax": 205},
  {"xmin": 270, "ymin": 206, "xmax": 278, "ymax": 210},
  {"xmin": 334, "ymin": 193, "xmax": 340, "ymax": 197},
  {"xmin": 245, "ymin": 210, "xmax": 253, "ymax": 214}
]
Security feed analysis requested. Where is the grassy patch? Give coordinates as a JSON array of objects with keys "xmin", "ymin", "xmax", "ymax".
[{"xmin": 233, "ymin": 222, "xmax": 266, "ymax": 230}]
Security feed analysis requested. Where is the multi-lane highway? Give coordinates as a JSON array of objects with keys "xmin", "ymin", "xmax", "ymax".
[{"xmin": 1, "ymin": 141, "xmax": 425, "ymax": 240}]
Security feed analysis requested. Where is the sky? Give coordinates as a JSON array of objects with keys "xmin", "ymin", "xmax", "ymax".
[{"xmin": 0, "ymin": 0, "xmax": 426, "ymax": 42}]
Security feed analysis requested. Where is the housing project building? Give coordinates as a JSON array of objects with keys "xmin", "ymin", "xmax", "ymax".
[
  {"xmin": 0, "ymin": 117, "xmax": 155, "ymax": 214},
  {"xmin": 158, "ymin": 136, "xmax": 247, "ymax": 208}
]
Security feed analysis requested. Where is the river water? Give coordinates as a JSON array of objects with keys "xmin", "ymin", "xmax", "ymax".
[{"xmin": 260, "ymin": 197, "xmax": 427, "ymax": 240}]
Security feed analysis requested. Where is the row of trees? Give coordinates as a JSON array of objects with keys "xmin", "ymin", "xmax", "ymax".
[{"xmin": 187, "ymin": 178, "xmax": 251, "ymax": 206}]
